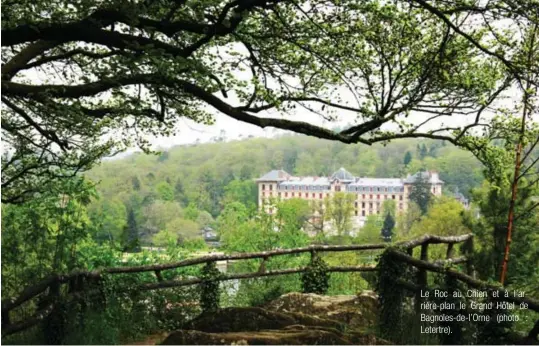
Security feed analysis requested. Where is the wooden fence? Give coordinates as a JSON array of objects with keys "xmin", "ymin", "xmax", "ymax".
[{"xmin": 2, "ymin": 233, "xmax": 538, "ymax": 339}]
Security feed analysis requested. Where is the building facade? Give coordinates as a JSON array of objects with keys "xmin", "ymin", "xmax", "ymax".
[{"xmin": 256, "ymin": 167, "xmax": 443, "ymax": 229}]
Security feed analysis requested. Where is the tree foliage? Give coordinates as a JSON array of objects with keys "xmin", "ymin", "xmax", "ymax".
[
  {"xmin": 5, "ymin": 0, "xmax": 534, "ymax": 202},
  {"xmin": 324, "ymin": 192, "xmax": 355, "ymax": 238},
  {"xmin": 408, "ymin": 172, "xmax": 433, "ymax": 215}
]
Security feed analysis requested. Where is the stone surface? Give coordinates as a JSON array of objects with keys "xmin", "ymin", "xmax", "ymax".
[
  {"xmin": 161, "ymin": 327, "xmax": 352, "ymax": 345},
  {"xmin": 184, "ymin": 306, "xmax": 343, "ymax": 333},
  {"xmin": 264, "ymin": 291, "xmax": 379, "ymax": 330},
  {"xmin": 160, "ymin": 292, "xmax": 386, "ymax": 345}
]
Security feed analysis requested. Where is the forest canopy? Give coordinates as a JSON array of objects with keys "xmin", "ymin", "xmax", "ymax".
[{"xmin": 2, "ymin": 0, "xmax": 538, "ymax": 203}]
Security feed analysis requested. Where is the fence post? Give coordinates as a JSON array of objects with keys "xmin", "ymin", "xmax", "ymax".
[
  {"xmin": 413, "ymin": 244, "xmax": 429, "ymax": 339},
  {"xmin": 446, "ymin": 243, "xmax": 454, "ymax": 260},
  {"xmin": 1, "ymin": 307, "xmax": 10, "ymax": 331},
  {"xmin": 200, "ymin": 261, "xmax": 221, "ymax": 312},
  {"xmin": 463, "ymin": 237, "xmax": 475, "ymax": 278},
  {"xmin": 43, "ymin": 279, "xmax": 65, "ymax": 345},
  {"xmin": 407, "ymin": 247, "xmax": 413, "ymax": 257}
]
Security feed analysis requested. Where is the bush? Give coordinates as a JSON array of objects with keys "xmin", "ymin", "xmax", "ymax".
[{"xmin": 301, "ymin": 255, "xmax": 330, "ymax": 294}]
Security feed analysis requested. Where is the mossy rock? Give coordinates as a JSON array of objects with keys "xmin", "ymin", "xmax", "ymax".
[
  {"xmin": 183, "ymin": 307, "xmax": 343, "ymax": 333},
  {"xmin": 161, "ymin": 328, "xmax": 352, "ymax": 345},
  {"xmin": 264, "ymin": 291, "xmax": 379, "ymax": 331}
]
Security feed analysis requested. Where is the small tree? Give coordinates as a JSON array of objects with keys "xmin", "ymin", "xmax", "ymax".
[
  {"xmin": 122, "ymin": 209, "xmax": 140, "ymax": 252},
  {"xmin": 403, "ymin": 151, "xmax": 412, "ymax": 166},
  {"xmin": 155, "ymin": 181, "xmax": 174, "ymax": 201},
  {"xmin": 381, "ymin": 213, "xmax": 395, "ymax": 242},
  {"xmin": 131, "ymin": 176, "xmax": 141, "ymax": 191},
  {"xmin": 409, "ymin": 172, "xmax": 432, "ymax": 215},
  {"xmin": 184, "ymin": 202, "xmax": 200, "ymax": 221},
  {"xmin": 324, "ymin": 192, "xmax": 355, "ymax": 239}
]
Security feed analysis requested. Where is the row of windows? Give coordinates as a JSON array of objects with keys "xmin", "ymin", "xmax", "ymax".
[
  {"xmin": 279, "ymin": 185, "xmax": 330, "ymax": 191},
  {"xmin": 262, "ymin": 184, "xmax": 407, "ymax": 193},
  {"xmin": 266, "ymin": 206, "xmax": 404, "ymax": 217},
  {"xmin": 359, "ymin": 194, "xmax": 404, "ymax": 201},
  {"xmin": 261, "ymin": 192, "xmax": 404, "ymax": 201},
  {"xmin": 354, "ymin": 205, "xmax": 403, "ymax": 216},
  {"xmin": 354, "ymin": 202, "xmax": 405, "ymax": 209},
  {"xmin": 348, "ymin": 186, "xmax": 404, "ymax": 193},
  {"xmin": 261, "ymin": 192, "xmax": 326, "ymax": 198}
]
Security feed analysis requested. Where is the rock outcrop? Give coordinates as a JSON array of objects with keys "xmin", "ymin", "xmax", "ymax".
[
  {"xmin": 162, "ymin": 327, "xmax": 352, "ymax": 345},
  {"xmin": 264, "ymin": 291, "xmax": 379, "ymax": 330},
  {"xmin": 160, "ymin": 292, "xmax": 385, "ymax": 345}
]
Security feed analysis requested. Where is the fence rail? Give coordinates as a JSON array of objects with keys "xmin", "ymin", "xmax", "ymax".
[{"xmin": 3, "ymin": 233, "xmax": 538, "ymax": 339}]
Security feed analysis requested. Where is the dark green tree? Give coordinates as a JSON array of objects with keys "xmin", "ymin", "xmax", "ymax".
[
  {"xmin": 403, "ymin": 151, "xmax": 412, "ymax": 166},
  {"xmin": 174, "ymin": 178, "xmax": 189, "ymax": 206},
  {"xmin": 157, "ymin": 151, "xmax": 170, "ymax": 162},
  {"xmin": 408, "ymin": 172, "xmax": 432, "ymax": 215},
  {"xmin": 122, "ymin": 209, "xmax": 140, "ymax": 252},
  {"xmin": 418, "ymin": 144, "xmax": 428, "ymax": 160},
  {"xmin": 131, "ymin": 176, "xmax": 141, "ymax": 191},
  {"xmin": 239, "ymin": 165, "xmax": 253, "ymax": 181},
  {"xmin": 381, "ymin": 213, "xmax": 395, "ymax": 242}
]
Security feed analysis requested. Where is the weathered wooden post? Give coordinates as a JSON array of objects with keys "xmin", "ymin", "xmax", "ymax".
[
  {"xmin": 415, "ymin": 244, "xmax": 428, "ymax": 314},
  {"xmin": 463, "ymin": 237, "xmax": 475, "ymax": 278},
  {"xmin": 446, "ymin": 243, "xmax": 454, "ymax": 260},
  {"xmin": 43, "ymin": 279, "xmax": 65, "ymax": 345},
  {"xmin": 413, "ymin": 243, "xmax": 429, "ymax": 340}
]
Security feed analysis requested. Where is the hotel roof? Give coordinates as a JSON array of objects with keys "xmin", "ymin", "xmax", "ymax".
[
  {"xmin": 257, "ymin": 168, "xmax": 443, "ymax": 186},
  {"xmin": 279, "ymin": 177, "xmax": 330, "ymax": 186},
  {"xmin": 350, "ymin": 178, "xmax": 403, "ymax": 187},
  {"xmin": 256, "ymin": 169, "xmax": 292, "ymax": 181}
]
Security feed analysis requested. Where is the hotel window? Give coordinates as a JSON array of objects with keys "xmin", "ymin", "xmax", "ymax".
[
  {"xmin": 384, "ymin": 195, "xmax": 388, "ymax": 199},
  {"xmin": 392, "ymin": 195, "xmax": 396, "ymax": 200},
  {"xmin": 362, "ymin": 210, "xmax": 365, "ymax": 216},
  {"xmin": 269, "ymin": 185, "xmax": 273, "ymax": 191},
  {"xmin": 299, "ymin": 192, "xmax": 302, "ymax": 197},
  {"xmin": 319, "ymin": 193, "xmax": 323, "ymax": 199},
  {"xmin": 285, "ymin": 192, "xmax": 288, "ymax": 197},
  {"xmin": 399, "ymin": 195, "xmax": 403, "ymax": 201},
  {"xmin": 355, "ymin": 210, "xmax": 358, "ymax": 216},
  {"xmin": 355, "ymin": 202, "xmax": 358, "ymax": 207},
  {"xmin": 370, "ymin": 187, "xmax": 373, "ymax": 192},
  {"xmin": 369, "ymin": 202, "xmax": 373, "ymax": 209},
  {"xmin": 369, "ymin": 194, "xmax": 373, "ymax": 199},
  {"xmin": 270, "ymin": 192, "xmax": 273, "ymax": 197},
  {"xmin": 335, "ymin": 186, "xmax": 341, "ymax": 192},
  {"xmin": 262, "ymin": 184, "xmax": 265, "ymax": 190},
  {"xmin": 377, "ymin": 194, "xmax": 380, "ymax": 199},
  {"xmin": 292, "ymin": 193, "xmax": 295, "ymax": 197},
  {"xmin": 312, "ymin": 193, "xmax": 315, "ymax": 198},
  {"xmin": 362, "ymin": 202, "xmax": 365, "ymax": 208}
]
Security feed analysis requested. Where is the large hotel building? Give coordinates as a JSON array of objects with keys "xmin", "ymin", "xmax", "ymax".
[{"xmin": 256, "ymin": 167, "xmax": 443, "ymax": 229}]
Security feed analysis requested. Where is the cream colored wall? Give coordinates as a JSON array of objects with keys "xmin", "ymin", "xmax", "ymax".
[{"xmin": 258, "ymin": 180, "xmax": 442, "ymax": 220}]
